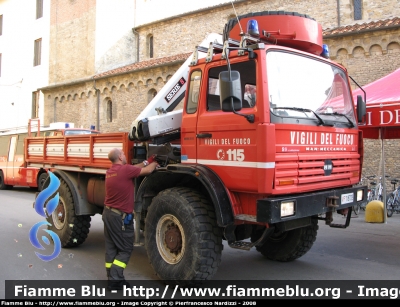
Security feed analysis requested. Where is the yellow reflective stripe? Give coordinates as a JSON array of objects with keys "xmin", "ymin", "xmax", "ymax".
[
  {"xmin": 113, "ymin": 259, "xmax": 127, "ymax": 269},
  {"xmin": 105, "ymin": 263, "xmax": 112, "ymax": 268}
]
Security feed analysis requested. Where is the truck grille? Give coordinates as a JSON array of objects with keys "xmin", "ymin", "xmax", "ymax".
[{"xmin": 274, "ymin": 152, "xmax": 360, "ymax": 192}]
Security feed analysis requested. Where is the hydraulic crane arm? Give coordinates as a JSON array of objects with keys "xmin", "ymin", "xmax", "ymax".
[{"xmin": 128, "ymin": 33, "xmax": 223, "ymax": 141}]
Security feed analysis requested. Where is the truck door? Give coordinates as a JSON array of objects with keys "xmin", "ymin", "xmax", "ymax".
[
  {"xmin": 6, "ymin": 135, "xmax": 17, "ymax": 185},
  {"xmin": 181, "ymin": 70, "xmax": 202, "ymax": 164},
  {"xmin": 14, "ymin": 133, "xmax": 28, "ymax": 186},
  {"xmin": 196, "ymin": 61, "xmax": 259, "ymax": 192}
]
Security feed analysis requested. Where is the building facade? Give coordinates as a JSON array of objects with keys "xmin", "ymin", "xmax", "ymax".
[{"xmin": 0, "ymin": 0, "xmax": 51, "ymax": 131}]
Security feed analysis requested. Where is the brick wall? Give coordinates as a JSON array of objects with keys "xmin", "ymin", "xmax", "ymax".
[
  {"xmin": 44, "ymin": 63, "xmax": 182, "ymax": 133},
  {"xmin": 49, "ymin": 0, "xmax": 96, "ymax": 83}
]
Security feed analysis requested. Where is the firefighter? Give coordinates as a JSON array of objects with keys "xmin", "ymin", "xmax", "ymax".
[{"xmin": 103, "ymin": 148, "xmax": 158, "ymax": 291}]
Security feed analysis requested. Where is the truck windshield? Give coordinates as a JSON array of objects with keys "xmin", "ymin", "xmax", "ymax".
[{"xmin": 267, "ymin": 51, "xmax": 356, "ymax": 127}]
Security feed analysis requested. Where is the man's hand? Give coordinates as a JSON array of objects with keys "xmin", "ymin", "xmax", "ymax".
[
  {"xmin": 147, "ymin": 154, "xmax": 157, "ymax": 163},
  {"xmin": 139, "ymin": 157, "xmax": 159, "ymax": 176},
  {"xmin": 143, "ymin": 154, "xmax": 157, "ymax": 166}
]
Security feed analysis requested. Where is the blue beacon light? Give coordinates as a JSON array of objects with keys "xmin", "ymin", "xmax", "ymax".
[
  {"xmin": 247, "ymin": 19, "xmax": 259, "ymax": 36},
  {"xmin": 321, "ymin": 44, "xmax": 330, "ymax": 59},
  {"xmin": 65, "ymin": 123, "xmax": 70, "ymax": 128}
]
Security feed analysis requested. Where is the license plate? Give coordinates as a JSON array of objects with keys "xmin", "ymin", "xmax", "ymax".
[{"xmin": 341, "ymin": 193, "xmax": 354, "ymax": 204}]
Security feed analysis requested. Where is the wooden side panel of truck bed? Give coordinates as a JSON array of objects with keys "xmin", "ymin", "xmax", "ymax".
[{"xmin": 24, "ymin": 132, "xmax": 134, "ymax": 172}]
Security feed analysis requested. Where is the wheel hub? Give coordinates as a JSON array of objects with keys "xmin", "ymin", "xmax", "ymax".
[
  {"xmin": 51, "ymin": 199, "xmax": 66, "ymax": 229},
  {"xmin": 156, "ymin": 214, "xmax": 185, "ymax": 264},
  {"xmin": 164, "ymin": 223, "xmax": 182, "ymax": 253},
  {"xmin": 57, "ymin": 204, "xmax": 65, "ymax": 223}
]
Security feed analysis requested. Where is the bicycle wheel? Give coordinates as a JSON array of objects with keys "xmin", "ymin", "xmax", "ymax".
[
  {"xmin": 370, "ymin": 191, "xmax": 376, "ymax": 202},
  {"xmin": 386, "ymin": 194, "xmax": 394, "ymax": 217}
]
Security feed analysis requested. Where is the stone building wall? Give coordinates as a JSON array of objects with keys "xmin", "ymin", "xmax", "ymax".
[
  {"xmin": 137, "ymin": 0, "xmax": 339, "ymax": 61},
  {"xmin": 43, "ymin": 62, "xmax": 183, "ymax": 133},
  {"xmin": 136, "ymin": 0, "xmax": 400, "ymax": 61},
  {"xmin": 340, "ymin": 0, "xmax": 400, "ymax": 23},
  {"xmin": 49, "ymin": 0, "xmax": 96, "ymax": 84},
  {"xmin": 324, "ymin": 30, "xmax": 400, "ymax": 86},
  {"xmin": 323, "ymin": 28, "xmax": 400, "ymax": 185}
]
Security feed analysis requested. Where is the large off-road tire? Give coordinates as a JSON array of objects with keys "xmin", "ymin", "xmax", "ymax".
[
  {"xmin": 38, "ymin": 172, "xmax": 48, "ymax": 192},
  {"xmin": 0, "ymin": 170, "xmax": 12, "ymax": 190},
  {"xmin": 253, "ymin": 218, "xmax": 318, "ymax": 262},
  {"xmin": 46, "ymin": 178, "xmax": 91, "ymax": 247},
  {"xmin": 386, "ymin": 195, "xmax": 394, "ymax": 218},
  {"xmin": 145, "ymin": 187, "xmax": 223, "ymax": 286}
]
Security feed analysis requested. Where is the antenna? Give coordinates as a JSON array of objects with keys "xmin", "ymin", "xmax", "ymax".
[{"xmin": 231, "ymin": 1, "xmax": 243, "ymax": 34}]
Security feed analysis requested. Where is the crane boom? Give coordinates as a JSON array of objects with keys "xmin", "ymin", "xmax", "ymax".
[{"xmin": 128, "ymin": 33, "xmax": 223, "ymax": 141}]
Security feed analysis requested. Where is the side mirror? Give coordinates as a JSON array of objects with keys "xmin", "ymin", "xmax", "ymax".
[
  {"xmin": 219, "ymin": 71, "xmax": 242, "ymax": 112},
  {"xmin": 356, "ymin": 95, "xmax": 366, "ymax": 124}
]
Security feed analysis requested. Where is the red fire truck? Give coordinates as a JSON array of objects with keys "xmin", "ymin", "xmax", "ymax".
[
  {"xmin": 0, "ymin": 119, "xmax": 99, "ymax": 190},
  {"xmin": 25, "ymin": 11, "xmax": 367, "ymax": 284}
]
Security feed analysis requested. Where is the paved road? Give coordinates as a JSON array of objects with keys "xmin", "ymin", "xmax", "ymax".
[{"xmin": 1, "ymin": 187, "xmax": 400, "ymax": 299}]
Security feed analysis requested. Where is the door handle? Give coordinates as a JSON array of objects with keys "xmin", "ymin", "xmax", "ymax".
[{"xmin": 196, "ymin": 133, "xmax": 212, "ymax": 138}]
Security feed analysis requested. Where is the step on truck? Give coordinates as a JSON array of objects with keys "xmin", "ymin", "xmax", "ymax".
[{"xmin": 26, "ymin": 11, "xmax": 368, "ymax": 285}]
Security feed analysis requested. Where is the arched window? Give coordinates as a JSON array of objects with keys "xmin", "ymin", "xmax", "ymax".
[
  {"xmin": 147, "ymin": 35, "xmax": 154, "ymax": 58},
  {"xmin": 148, "ymin": 89, "xmax": 157, "ymax": 104},
  {"xmin": 107, "ymin": 100, "xmax": 112, "ymax": 122}
]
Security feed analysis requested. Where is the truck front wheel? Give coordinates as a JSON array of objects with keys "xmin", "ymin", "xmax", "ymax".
[
  {"xmin": 253, "ymin": 218, "xmax": 318, "ymax": 261},
  {"xmin": 145, "ymin": 187, "xmax": 223, "ymax": 285},
  {"xmin": 47, "ymin": 178, "xmax": 91, "ymax": 247}
]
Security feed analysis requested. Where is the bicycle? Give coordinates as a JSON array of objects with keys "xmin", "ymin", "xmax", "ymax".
[
  {"xmin": 386, "ymin": 178, "xmax": 400, "ymax": 217},
  {"xmin": 366, "ymin": 175, "xmax": 378, "ymax": 205},
  {"xmin": 355, "ymin": 175, "xmax": 389, "ymax": 214},
  {"xmin": 369, "ymin": 175, "xmax": 390, "ymax": 201}
]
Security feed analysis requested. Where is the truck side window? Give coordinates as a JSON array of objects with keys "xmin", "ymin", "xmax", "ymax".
[
  {"xmin": 16, "ymin": 133, "xmax": 27, "ymax": 155},
  {"xmin": 0, "ymin": 136, "xmax": 9, "ymax": 156},
  {"xmin": 207, "ymin": 78, "xmax": 221, "ymax": 111},
  {"xmin": 207, "ymin": 61, "xmax": 256, "ymax": 111},
  {"xmin": 186, "ymin": 71, "xmax": 202, "ymax": 114}
]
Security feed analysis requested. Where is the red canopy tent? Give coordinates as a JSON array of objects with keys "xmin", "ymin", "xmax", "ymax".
[
  {"xmin": 353, "ymin": 67, "xmax": 400, "ymax": 221},
  {"xmin": 354, "ymin": 68, "xmax": 400, "ymax": 139}
]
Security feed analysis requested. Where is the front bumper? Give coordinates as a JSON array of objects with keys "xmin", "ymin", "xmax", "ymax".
[{"xmin": 257, "ymin": 185, "xmax": 368, "ymax": 224}]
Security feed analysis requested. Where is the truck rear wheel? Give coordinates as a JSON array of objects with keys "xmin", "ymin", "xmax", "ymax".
[
  {"xmin": 0, "ymin": 170, "xmax": 13, "ymax": 190},
  {"xmin": 38, "ymin": 172, "xmax": 48, "ymax": 192},
  {"xmin": 46, "ymin": 178, "xmax": 91, "ymax": 247},
  {"xmin": 144, "ymin": 187, "xmax": 223, "ymax": 285},
  {"xmin": 253, "ymin": 218, "xmax": 318, "ymax": 261}
]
